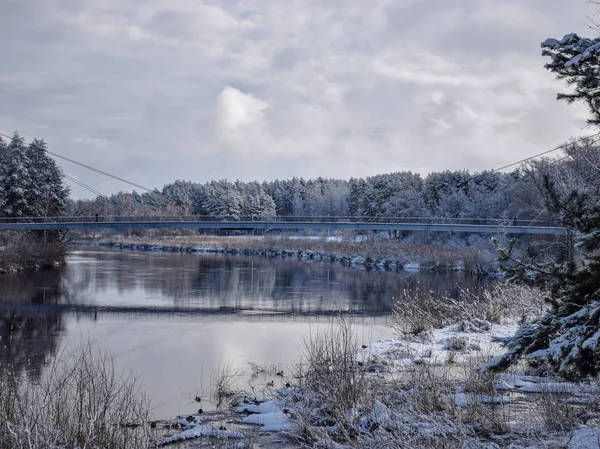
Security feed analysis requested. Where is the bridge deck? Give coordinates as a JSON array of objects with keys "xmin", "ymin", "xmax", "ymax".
[{"xmin": 0, "ymin": 220, "xmax": 567, "ymax": 234}]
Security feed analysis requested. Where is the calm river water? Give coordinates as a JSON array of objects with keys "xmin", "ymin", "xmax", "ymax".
[{"xmin": 0, "ymin": 247, "xmax": 492, "ymax": 419}]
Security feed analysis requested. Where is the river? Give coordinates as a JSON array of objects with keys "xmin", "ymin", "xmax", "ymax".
[{"xmin": 0, "ymin": 247, "xmax": 493, "ymax": 419}]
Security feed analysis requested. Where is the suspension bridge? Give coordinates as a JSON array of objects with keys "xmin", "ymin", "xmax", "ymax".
[
  {"xmin": 0, "ymin": 130, "xmax": 586, "ymax": 238},
  {"xmin": 0, "ymin": 216, "xmax": 567, "ymax": 234}
]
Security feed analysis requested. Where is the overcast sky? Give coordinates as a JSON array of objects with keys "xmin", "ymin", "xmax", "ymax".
[{"xmin": 1, "ymin": 0, "xmax": 597, "ymax": 198}]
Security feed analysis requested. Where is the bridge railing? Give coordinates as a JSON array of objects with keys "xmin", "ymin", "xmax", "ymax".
[{"xmin": 0, "ymin": 215, "xmax": 563, "ymax": 227}]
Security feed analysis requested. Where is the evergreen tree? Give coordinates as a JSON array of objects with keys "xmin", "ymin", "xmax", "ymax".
[
  {"xmin": 26, "ymin": 138, "xmax": 70, "ymax": 217},
  {"xmin": 0, "ymin": 132, "xmax": 33, "ymax": 217},
  {"xmin": 541, "ymin": 33, "xmax": 600, "ymax": 125},
  {"xmin": 485, "ymin": 35, "xmax": 600, "ymax": 379}
]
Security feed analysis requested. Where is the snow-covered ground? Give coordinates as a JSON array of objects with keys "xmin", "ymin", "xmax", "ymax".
[
  {"xmin": 358, "ymin": 320, "xmax": 518, "ymax": 370},
  {"xmin": 160, "ymin": 319, "xmax": 600, "ymax": 448}
]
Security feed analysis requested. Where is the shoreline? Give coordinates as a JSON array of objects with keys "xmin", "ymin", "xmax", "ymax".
[
  {"xmin": 0, "ymin": 257, "xmax": 64, "ymax": 275},
  {"xmin": 74, "ymin": 236, "xmax": 500, "ymax": 275},
  {"xmin": 157, "ymin": 317, "xmax": 599, "ymax": 448},
  {"xmin": 153, "ymin": 283, "xmax": 597, "ymax": 448},
  {"xmin": 0, "ymin": 232, "xmax": 66, "ymax": 275}
]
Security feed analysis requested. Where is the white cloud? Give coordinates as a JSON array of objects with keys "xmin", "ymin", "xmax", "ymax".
[
  {"xmin": 215, "ymin": 86, "xmax": 272, "ymax": 156},
  {"xmin": 216, "ymin": 86, "xmax": 269, "ymax": 133},
  {"xmin": 0, "ymin": 0, "xmax": 596, "ymax": 197}
]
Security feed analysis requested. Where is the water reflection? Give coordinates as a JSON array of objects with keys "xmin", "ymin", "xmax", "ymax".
[
  {"xmin": 54, "ymin": 249, "xmax": 491, "ymax": 313},
  {"xmin": 0, "ymin": 247, "xmax": 493, "ymax": 417},
  {"xmin": 0, "ymin": 269, "xmax": 66, "ymax": 378}
]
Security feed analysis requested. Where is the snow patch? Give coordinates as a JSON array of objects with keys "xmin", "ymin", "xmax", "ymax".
[
  {"xmin": 569, "ymin": 428, "xmax": 600, "ymax": 449},
  {"xmin": 454, "ymin": 392, "xmax": 510, "ymax": 407},
  {"xmin": 164, "ymin": 425, "xmax": 243, "ymax": 443},
  {"xmin": 358, "ymin": 321, "xmax": 518, "ymax": 371},
  {"xmin": 402, "ymin": 262, "xmax": 421, "ymax": 271},
  {"xmin": 236, "ymin": 400, "xmax": 293, "ymax": 432}
]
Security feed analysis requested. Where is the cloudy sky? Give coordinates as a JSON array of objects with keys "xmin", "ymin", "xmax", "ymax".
[{"xmin": 0, "ymin": 0, "xmax": 597, "ymax": 198}]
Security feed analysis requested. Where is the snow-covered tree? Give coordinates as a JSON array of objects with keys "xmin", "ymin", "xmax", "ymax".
[
  {"xmin": 236, "ymin": 181, "xmax": 276, "ymax": 220},
  {"xmin": 0, "ymin": 132, "xmax": 33, "ymax": 217},
  {"xmin": 485, "ymin": 36, "xmax": 600, "ymax": 379},
  {"xmin": 200, "ymin": 180, "xmax": 244, "ymax": 220},
  {"xmin": 26, "ymin": 138, "xmax": 70, "ymax": 217},
  {"xmin": 422, "ymin": 170, "xmax": 470, "ymax": 216},
  {"xmin": 541, "ymin": 33, "xmax": 600, "ymax": 125},
  {"xmin": 161, "ymin": 180, "xmax": 196, "ymax": 215}
]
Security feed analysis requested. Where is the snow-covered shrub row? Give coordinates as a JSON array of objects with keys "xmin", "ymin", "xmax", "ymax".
[{"xmin": 0, "ymin": 230, "xmax": 66, "ymax": 273}]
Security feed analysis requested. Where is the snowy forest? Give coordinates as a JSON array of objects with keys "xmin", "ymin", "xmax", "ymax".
[
  {"xmin": 69, "ymin": 157, "xmax": 573, "ymax": 227},
  {"xmin": 2, "ymin": 128, "xmax": 594, "ymax": 239}
]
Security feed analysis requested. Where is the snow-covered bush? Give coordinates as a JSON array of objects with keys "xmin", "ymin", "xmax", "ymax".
[{"xmin": 0, "ymin": 231, "xmax": 66, "ymax": 272}]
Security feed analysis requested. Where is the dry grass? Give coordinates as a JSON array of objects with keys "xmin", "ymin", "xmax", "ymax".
[
  {"xmin": 392, "ymin": 284, "xmax": 546, "ymax": 337},
  {"xmin": 286, "ymin": 303, "xmax": 585, "ymax": 448},
  {"xmin": 291, "ymin": 316, "xmax": 378, "ymax": 444},
  {"xmin": 0, "ymin": 343, "xmax": 153, "ymax": 449},
  {"xmin": 402, "ymin": 363, "xmax": 456, "ymax": 415},
  {"xmin": 533, "ymin": 383, "xmax": 579, "ymax": 432},
  {"xmin": 212, "ymin": 361, "xmax": 242, "ymax": 409}
]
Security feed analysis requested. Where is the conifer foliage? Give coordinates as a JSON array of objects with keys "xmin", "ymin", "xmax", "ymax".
[
  {"xmin": 0, "ymin": 132, "xmax": 70, "ymax": 219},
  {"xmin": 485, "ymin": 35, "xmax": 600, "ymax": 379}
]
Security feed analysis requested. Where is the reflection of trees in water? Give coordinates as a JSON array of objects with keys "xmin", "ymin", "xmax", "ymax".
[
  {"xmin": 0, "ymin": 268, "xmax": 66, "ymax": 378},
  {"xmin": 64, "ymin": 249, "xmax": 493, "ymax": 314},
  {"xmin": 0, "ymin": 250, "xmax": 494, "ymax": 377},
  {"xmin": 0, "ymin": 311, "xmax": 63, "ymax": 379}
]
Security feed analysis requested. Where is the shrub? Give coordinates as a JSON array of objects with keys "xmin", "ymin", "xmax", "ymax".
[
  {"xmin": 392, "ymin": 284, "xmax": 546, "ymax": 337},
  {"xmin": 0, "ymin": 343, "xmax": 153, "ymax": 449}
]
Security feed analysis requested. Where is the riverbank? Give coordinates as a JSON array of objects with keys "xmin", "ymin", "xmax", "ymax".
[
  {"xmin": 79, "ymin": 235, "xmax": 499, "ymax": 274},
  {"xmin": 158, "ymin": 285, "xmax": 600, "ymax": 449},
  {"xmin": 0, "ymin": 231, "xmax": 65, "ymax": 274},
  {"xmin": 3, "ymin": 277, "xmax": 598, "ymax": 448}
]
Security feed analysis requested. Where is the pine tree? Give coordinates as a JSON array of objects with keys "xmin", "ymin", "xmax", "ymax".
[
  {"xmin": 26, "ymin": 138, "xmax": 70, "ymax": 217},
  {"xmin": 0, "ymin": 132, "xmax": 33, "ymax": 217},
  {"xmin": 484, "ymin": 35, "xmax": 600, "ymax": 379}
]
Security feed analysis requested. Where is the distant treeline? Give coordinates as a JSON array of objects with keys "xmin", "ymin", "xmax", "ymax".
[
  {"xmin": 71, "ymin": 168, "xmax": 554, "ymax": 225},
  {"xmin": 0, "ymin": 130, "xmax": 581, "ymax": 229}
]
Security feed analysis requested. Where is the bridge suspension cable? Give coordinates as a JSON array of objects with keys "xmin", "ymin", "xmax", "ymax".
[
  {"xmin": 0, "ymin": 132, "xmax": 154, "ymax": 193},
  {"xmin": 490, "ymin": 132, "xmax": 600, "ymax": 172},
  {"xmin": 61, "ymin": 172, "xmax": 109, "ymax": 200}
]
